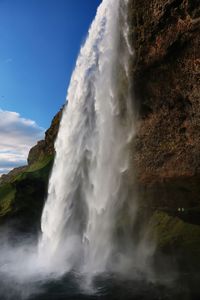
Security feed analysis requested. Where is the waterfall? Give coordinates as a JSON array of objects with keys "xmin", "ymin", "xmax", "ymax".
[{"xmin": 39, "ymin": 0, "xmax": 137, "ymax": 277}]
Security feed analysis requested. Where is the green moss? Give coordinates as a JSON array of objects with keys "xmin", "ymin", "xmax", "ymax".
[
  {"xmin": 26, "ymin": 155, "xmax": 54, "ymax": 173},
  {"xmin": 0, "ymin": 183, "xmax": 16, "ymax": 216},
  {"xmin": 0, "ymin": 183, "xmax": 14, "ymax": 199},
  {"xmin": 150, "ymin": 211, "xmax": 200, "ymax": 247},
  {"xmin": 15, "ymin": 155, "xmax": 54, "ymax": 182},
  {"xmin": 149, "ymin": 211, "xmax": 200, "ymax": 269},
  {"xmin": 0, "ymin": 155, "xmax": 54, "ymax": 231}
]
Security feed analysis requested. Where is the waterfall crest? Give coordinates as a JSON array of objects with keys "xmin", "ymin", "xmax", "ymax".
[{"xmin": 39, "ymin": 0, "xmax": 139, "ymax": 277}]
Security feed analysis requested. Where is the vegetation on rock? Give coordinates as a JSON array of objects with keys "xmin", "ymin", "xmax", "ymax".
[
  {"xmin": 0, "ymin": 108, "xmax": 61, "ymax": 232},
  {"xmin": 149, "ymin": 211, "xmax": 200, "ymax": 270}
]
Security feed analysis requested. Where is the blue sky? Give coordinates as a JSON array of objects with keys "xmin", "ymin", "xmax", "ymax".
[{"xmin": 0, "ymin": 0, "xmax": 101, "ymax": 174}]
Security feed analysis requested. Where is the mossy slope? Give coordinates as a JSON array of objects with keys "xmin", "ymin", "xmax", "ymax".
[
  {"xmin": 0, "ymin": 156, "xmax": 54, "ymax": 233},
  {"xmin": 149, "ymin": 211, "xmax": 200, "ymax": 270}
]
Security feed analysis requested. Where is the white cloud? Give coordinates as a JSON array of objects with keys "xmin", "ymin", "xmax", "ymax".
[{"xmin": 0, "ymin": 109, "xmax": 45, "ymax": 175}]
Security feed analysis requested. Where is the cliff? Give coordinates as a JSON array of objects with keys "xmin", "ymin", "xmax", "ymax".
[
  {"xmin": 0, "ymin": 109, "xmax": 62, "ymax": 232},
  {"xmin": 129, "ymin": 0, "xmax": 200, "ymax": 182},
  {"xmin": 128, "ymin": 0, "xmax": 200, "ymax": 270},
  {"xmin": 28, "ymin": 108, "xmax": 63, "ymax": 165},
  {"xmin": 0, "ymin": 0, "xmax": 199, "ymax": 268}
]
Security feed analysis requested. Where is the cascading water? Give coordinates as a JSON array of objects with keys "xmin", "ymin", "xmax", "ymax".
[
  {"xmin": 38, "ymin": 0, "xmax": 141, "ymax": 278},
  {"xmin": 0, "ymin": 1, "xmax": 185, "ymax": 298}
]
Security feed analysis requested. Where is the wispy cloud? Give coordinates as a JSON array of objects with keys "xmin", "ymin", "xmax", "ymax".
[
  {"xmin": 4, "ymin": 58, "xmax": 12, "ymax": 64},
  {"xmin": 0, "ymin": 109, "xmax": 45, "ymax": 175}
]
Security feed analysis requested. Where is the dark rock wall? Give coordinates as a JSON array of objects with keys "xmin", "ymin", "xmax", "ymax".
[
  {"xmin": 129, "ymin": 0, "xmax": 200, "ymax": 180},
  {"xmin": 127, "ymin": 0, "xmax": 200, "ymax": 269},
  {"xmin": 127, "ymin": 0, "xmax": 200, "ymax": 216}
]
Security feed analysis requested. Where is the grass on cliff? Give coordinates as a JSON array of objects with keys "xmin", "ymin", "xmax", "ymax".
[
  {"xmin": 149, "ymin": 211, "xmax": 200, "ymax": 269},
  {"xmin": 26, "ymin": 155, "xmax": 54, "ymax": 173},
  {"xmin": 0, "ymin": 183, "xmax": 15, "ymax": 216},
  {"xmin": 0, "ymin": 156, "xmax": 54, "ymax": 219},
  {"xmin": 14, "ymin": 155, "xmax": 54, "ymax": 182}
]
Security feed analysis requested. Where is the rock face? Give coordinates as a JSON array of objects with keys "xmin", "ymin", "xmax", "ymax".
[
  {"xmin": 127, "ymin": 0, "xmax": 200, "ymax": 211},
  {"xmin": 28, "ymin": 108, "xmax": 63, "ymax": 165},
  {"xmin": 127, "ymin": 0, "xmax": 200, "ymax": 269},
  {"xmin": 128, "ymin": 0, "xmax": 200, "ymax": 180},
  {"xmin": 0, "ymin": 166, "xmax": 27, "ymax": 185}
]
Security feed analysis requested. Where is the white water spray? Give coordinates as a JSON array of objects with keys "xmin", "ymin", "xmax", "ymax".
[{"xmin": 39, "ymin": 0, "xmax": 136, "ymax": 276}]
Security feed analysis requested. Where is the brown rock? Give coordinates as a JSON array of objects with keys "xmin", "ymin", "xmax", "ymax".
[
  {"xmin": 27, "ymin": 107, "xmax": 63, "ymax": 165},
  {"xmin": 128, "ymin": 0, "xmax": 200, "ymax": 182},
  {"xmin": 126, "ymin": 0, "xmax": 200, "ymax": 224}
]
